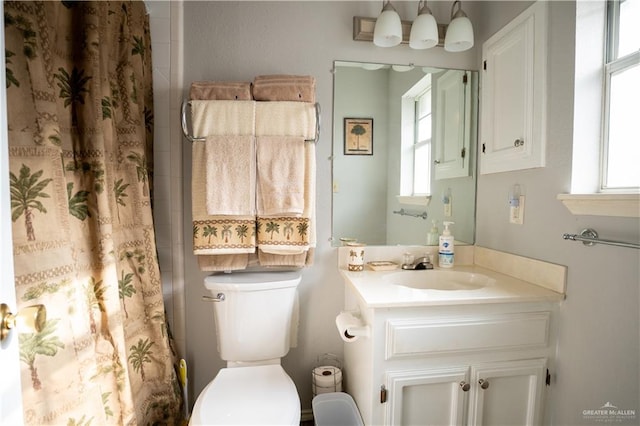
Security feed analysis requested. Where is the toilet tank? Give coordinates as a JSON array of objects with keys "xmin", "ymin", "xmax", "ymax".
[{"xmin": 204, "ymin": 270, "xmax": 301, "ymax": 363}]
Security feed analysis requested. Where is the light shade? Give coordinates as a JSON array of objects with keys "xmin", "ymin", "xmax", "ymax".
[
  {"xmin": 409, "ymin": 2, "xmax": 438, "ymax": 50},
  {"xmin": 444, "ymin": 1, "xmax": 474, "ymax": 52},
  {"xmin": 373, "ymin": 1, "xmax": 402, "ymax": 47}
]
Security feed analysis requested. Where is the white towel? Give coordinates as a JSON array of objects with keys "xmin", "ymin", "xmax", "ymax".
[
  {"xmin": 190, "ymin": 100, "xmax": 256, "ymax": 136},
  {"xmin": 255, "ymin": 102, "xmax": 316, "ymax": 138}
]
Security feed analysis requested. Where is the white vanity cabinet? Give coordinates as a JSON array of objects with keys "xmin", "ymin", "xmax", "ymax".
[
  {"xmin": 479, "ymin": 1, "xmax": 548, "ymax": 174},
  {"xmin": 343, "ymin": 294, "xmax": 557, "ymax": 426}
]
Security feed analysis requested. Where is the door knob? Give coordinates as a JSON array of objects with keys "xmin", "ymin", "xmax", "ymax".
[
  {"xmin": 478, "ymin": 378, "xmax": 490, "ymax": 390},
  {"xmin": 1, "ymin": 303, "xmax": 47, "ymax": 341},
  {"xmin": 459, "ymin": 381, "xmax": 470, "ymax": 392}
]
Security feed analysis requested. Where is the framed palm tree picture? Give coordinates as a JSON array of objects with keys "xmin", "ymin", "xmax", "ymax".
[{"xmin": 344, "ymin": 118, "xmax": 373, "ymax": 155}]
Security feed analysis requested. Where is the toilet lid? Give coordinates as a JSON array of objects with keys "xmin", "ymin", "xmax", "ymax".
[{"xmin": 190, "ymin": 364, "xmax": 300, "ymax": 425}]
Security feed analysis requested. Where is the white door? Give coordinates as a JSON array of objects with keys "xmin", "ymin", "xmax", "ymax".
[
  {"xmin": 467, "ymin": 358, "xmax": 547, "ymax": 426},
  {"xmin": 0, "ymin": 2, "xmax": 24, "ymax": 423},
  {"xmin": 385, "ymin": 366, "xmax": 469, "ymax": 426}
]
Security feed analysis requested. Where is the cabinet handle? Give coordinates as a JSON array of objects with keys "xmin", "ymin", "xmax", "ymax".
[
  {"xmin": 514, "ymin": 138, "xmax": 525, "ymax": 147},
  {"xmin": 459, "ymin": 381, "xmax": 470, "ymax": 392},
  {"xmin": 478, "ymin": 378, "xmax": 490, "ymax": 390}
]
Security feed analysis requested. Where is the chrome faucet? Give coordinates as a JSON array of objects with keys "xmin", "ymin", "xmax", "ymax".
[{"xmin": 401, "ymin": 256, "xmax": 434, "ymax": 270}]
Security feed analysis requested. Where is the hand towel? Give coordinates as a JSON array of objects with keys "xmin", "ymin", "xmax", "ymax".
[
  {"xmin": 190, "ymin": 100, "xmax": 256, "ymax": 216},
  {"xmin": 190, "ymin": 81, "xmax": 252, "ymax": 101},
  {"xmin": 256, "ymin": 136, "xmax": 305, "ymax": 216},
  {"xmin": 252, "ymin": 75, "xmax": 316, "ymax": 103},
  {"xmin": 255, "ymin": 101, "xmax": 317, "ymax": 139},
  {"xmin": 192, "ymin": 141, "xmax": 255, "ymax": 256},
  {"xmin": 205, "ymin": 134, "xmax": 255, "ymax": 216},
  {"xmin": 257, "ymin": 128, "xmax": 316, "ymax": 265}
]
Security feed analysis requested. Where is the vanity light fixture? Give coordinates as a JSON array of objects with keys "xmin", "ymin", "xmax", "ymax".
[
  {"xmin": 373, "ymin": 1, "xmax": 403, "ymax": 47},
  {"xmin": 354, "ymin": 0, "xmax": 474, "ymax": 52},
  {"xmin": 409, "ymin": 1, "xmax": 438, "ymax": 50},
  {"xmin": 444, "ymin": 0, "xmax": 474, "ymax": 52}
]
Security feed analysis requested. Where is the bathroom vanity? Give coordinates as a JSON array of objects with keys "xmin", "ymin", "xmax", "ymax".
[{"xmin": 339, "ymin": 247, "xmax": 565, "ymax": 426}]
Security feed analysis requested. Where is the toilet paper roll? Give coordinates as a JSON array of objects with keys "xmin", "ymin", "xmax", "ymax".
[
  {"xmin": 335, "ymin": 312, "xmax": 369, "ymax": 342},
  {"xmin": 312, "ymin": 366, "xmax": 343, "ymax": 395}
]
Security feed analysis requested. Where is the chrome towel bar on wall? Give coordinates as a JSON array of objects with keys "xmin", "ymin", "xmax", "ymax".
[
  {"xmin": 180, "ymin": 100, "xmax": 321, "ymax": 144},
  {"xmin": 562, "ymin": 228, "xmax": 640, "ymax": 249}
]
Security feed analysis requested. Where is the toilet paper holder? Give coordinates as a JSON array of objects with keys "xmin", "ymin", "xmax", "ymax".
[
  {"xmin": 336, "ymin": 311, "xmax": 370, "ymax": 341},
  {"xmin": 312, "ymin": 353, "xmax": 343, "ymax": 397}
]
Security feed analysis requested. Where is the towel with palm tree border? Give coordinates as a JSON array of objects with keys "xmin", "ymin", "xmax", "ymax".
[
  {"xmin": 257, "ymin": 216, "xmax": 310, "ymax": 254},
  {"xmin": 193, "ymin": 218, "xmax": 256, "ymax": 254}
]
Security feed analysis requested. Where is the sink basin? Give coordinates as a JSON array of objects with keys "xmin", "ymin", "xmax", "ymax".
[{"xmin": 384, "ymin": 270, "xmax": 494, "ymax": 291}]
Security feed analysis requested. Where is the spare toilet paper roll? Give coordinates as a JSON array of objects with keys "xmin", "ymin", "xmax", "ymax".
[
  {"xmin": 335, "ymin": 312, "xmax": 369, "ymax": 342},
  {"xmin": 312, "ymin": 366, "xmax": 343, "ymax": 394}
]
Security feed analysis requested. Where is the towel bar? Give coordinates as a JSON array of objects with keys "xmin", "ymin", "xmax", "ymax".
[
  {"xmin": 393, "ymin": 208, "xmax": 428, "ymax": 220},
  {"xmin": 180, "ymin": 100, "xmax": 321, "ymax": 144},
  {"xmin": 562, "ymin": 228, "xmax": 640, "ymax": 249}
]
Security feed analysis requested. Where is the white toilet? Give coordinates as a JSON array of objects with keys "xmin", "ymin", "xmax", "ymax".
[{"xmin": 190, "ymin": 270, "xmax": 302, "ymax": 425}]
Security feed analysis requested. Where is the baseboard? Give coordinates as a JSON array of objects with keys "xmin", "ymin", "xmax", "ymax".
[{"xmin": 301, "ymin": 408, "xmax": 314, "ymax": 422}]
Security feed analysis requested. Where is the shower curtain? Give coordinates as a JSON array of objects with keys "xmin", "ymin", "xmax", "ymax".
[{"xmin": 4, "ymin": 1, "xmax": 182, "ymax": 424}]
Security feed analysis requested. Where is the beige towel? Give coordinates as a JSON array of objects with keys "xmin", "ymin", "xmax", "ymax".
[
  {"xmin": 256, "ymin": 136, "xmax": 305, "ymax": 216},
  {"xmin": 190, "ymin": 100, "xmax": 255, "ymax": 136},
  {"xmin": 198, "ymin": 253, "xmax": 250, "ymax": 271},
  {"xmin": 192, "ymin": 142, "xmax": 255, "ymax": 256},
  {"xmin": 255, "ymin": 102, "xmax": 317, "ymax": 139},
  {"xmin": 190, "ymin": 81, "xmax": 252, "ymax": 101},
  {"xmin": 190, "ymin": 100, "xmax": 256, "ymax": 216},
  {"xmin": 205, "ymin": 135, "xmax": 255, "ymax": 216},
  {"xmin": 252, "ymin": 75, "xmax": 316, "ymax": 103},
  {"xmin": 257, "ymin": 134, "xmax": 316, "ymax": 265}
]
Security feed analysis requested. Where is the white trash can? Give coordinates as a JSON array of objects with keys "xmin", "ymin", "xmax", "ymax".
[{"xmin": 312, "ymin": 392, "xmax": 363, "ymax": 426}]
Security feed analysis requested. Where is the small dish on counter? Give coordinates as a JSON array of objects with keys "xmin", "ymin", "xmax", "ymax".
[{"xmin": 366, "ymin": 261, "xmax": 399, "ymax": 271}]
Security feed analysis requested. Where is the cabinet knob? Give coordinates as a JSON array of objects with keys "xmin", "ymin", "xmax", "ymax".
[
  {"xmin": 459, "ymin": 381, "xmax": 470, "ymax": 392},
  {"xmin": 478, "ymin": 378, "xmax": 490, "ymax": 390},
  {"xmin": 514, "ymin": 138, "xmax": 525, "ymax": 147}
]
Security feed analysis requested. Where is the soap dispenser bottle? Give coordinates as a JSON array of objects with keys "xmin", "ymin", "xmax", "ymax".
[
  {"xmin": 438, "ymin": 221, "xmax": 455, "ymax": 268},
  {"xmin": 427, "ymin": 220, "xmax": 439, "ymax": 246}
]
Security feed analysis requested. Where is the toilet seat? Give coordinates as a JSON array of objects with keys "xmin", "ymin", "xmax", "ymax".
[{"xmin": 190, "ymin": 364, "xmax": 300, "ymax": 425}]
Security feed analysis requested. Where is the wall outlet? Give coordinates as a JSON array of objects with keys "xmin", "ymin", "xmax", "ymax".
[{"xmin": 510, "ymin": 195, "xmax": 525, "ymax": 224}]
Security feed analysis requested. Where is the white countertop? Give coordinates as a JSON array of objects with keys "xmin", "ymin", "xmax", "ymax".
[{"xmin": 341, "ymin": 265, "xmax": 565, "ymax": 308}]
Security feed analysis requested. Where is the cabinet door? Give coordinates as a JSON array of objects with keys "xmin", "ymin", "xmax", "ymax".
[
  {"xmin": 479, "ymin": 1, "xmax": 547, "ymax": 174},
  {"xmin": 434, "ymin": 70, "xmax": 471, "ymax": 180},
  {"xmin": 468, "ymin": 358, "xmax": 547, "ymax": 426},
  {"xmin": 385, "ymin": 366, "xmax": 469, "ymax": 426}
]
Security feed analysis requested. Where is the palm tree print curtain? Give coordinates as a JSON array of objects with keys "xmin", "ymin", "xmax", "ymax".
[{"xmin": 4, "ymin": 1, "xmax": 182, "ymax": 424}]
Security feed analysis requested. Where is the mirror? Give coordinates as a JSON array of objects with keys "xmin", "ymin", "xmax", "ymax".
[{"xmin": 332, "ymin": 61, "xmax": 478, "ymax": 246}]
